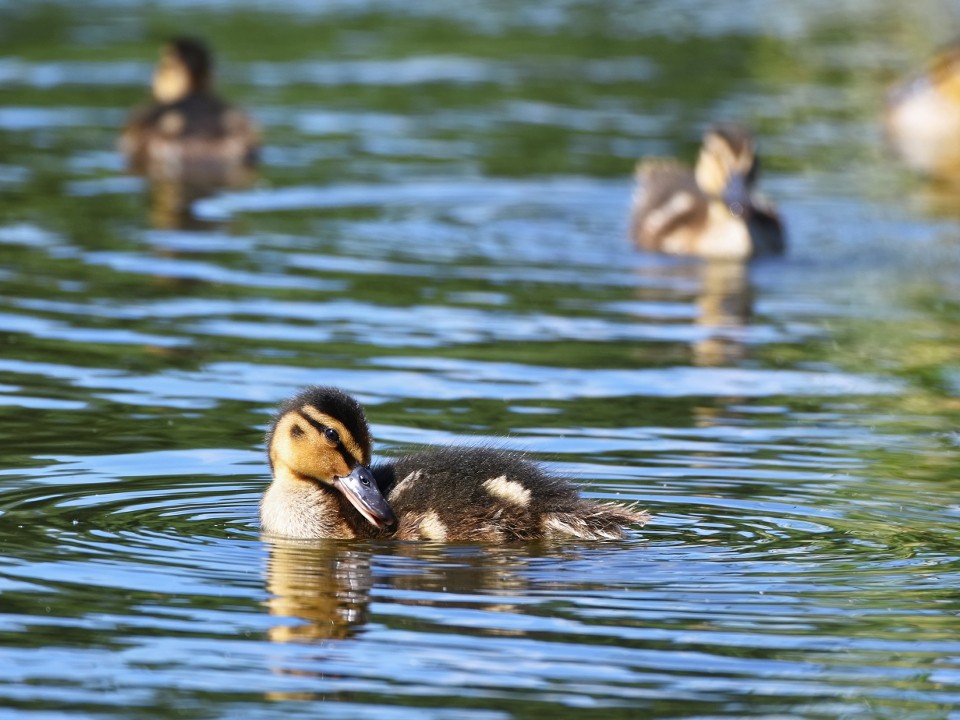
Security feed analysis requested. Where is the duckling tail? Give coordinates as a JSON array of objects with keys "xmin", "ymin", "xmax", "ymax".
[{"xmin": 542, "ymin": 502, "xmax": 650, "ymax": 540}]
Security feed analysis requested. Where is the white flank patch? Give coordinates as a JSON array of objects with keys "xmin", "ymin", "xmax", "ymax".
[
  {"xmin": 482, "ymin": 475, "xmax": 531, "ymax": 507},
  {"xmin": 419, "ymin": 510, "xmax": 448, "ymax": 541}
]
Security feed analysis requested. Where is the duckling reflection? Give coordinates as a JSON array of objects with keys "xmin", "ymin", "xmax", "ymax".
[
  {"xmin": 885, "ymin": 44, "xmax": 960, "ymax": 181},
  {"xmin": 631, "ymin": 258, "xmax": 754, "ymax": 367},
  {"xmin": 264, "ymin": 539, "xmax": 568, "ymax": 650},
  {"xmin": 692, "ymin": 260, "xmax": 754, "ymax": 366},
  {"xmin": 384, "ymin": 543, "xmax": 535, "ymax": 632},
  {"xmin": 145, "ymin": 176, "xmax": 228, "ymax": 230},
  {"xmin": 265, "ymin": 537, "xmax": 373, "ymax": 643},
  {"xmin": 631, "ymin": 125, "xmax": 784, "ymax": 259},
  {"xmin": 121, "ymin": 37, "xmax": 259, "ymax": 229}
]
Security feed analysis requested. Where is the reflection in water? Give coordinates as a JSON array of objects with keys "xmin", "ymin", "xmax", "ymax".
[
  {"xmin": 633, "ymin": 259, "xmax": 754, "ymax": 367},
  {"xmin": 146, "ymin": 175, "xmax": 255, "ymax": 230},
  {"xmin": 265, "ymin": 537, "xmax": 373, "ymax": 643},
  {"xmin": 693, "ymin": 260, "xmax": 753, "ymax": 366},
  {"xmin": 384, "ymin": 544, "xmax": 533, "ymax": 636},
  {"xmin": 263, "ymin": 540, "xmax": 547, "ymax": 704},
  {"xmin": 905, "ymin": 181, "xmax": 960, "ymax": 220},
  {"xmin": 264, "ymin": 540, "xmax": 540, "ymax": 646}
]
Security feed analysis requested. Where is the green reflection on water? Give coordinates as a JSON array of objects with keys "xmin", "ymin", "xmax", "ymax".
[{"xmin": 0, "ymin": 1, "xmax": 959, "ymax": 718}]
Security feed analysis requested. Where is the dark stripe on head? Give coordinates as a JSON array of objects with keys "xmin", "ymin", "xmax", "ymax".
[
  {"xmin": 266, "ymin": 385, "xmax": 373, "ymax": 463},
  {"xmin": 168, "ymin": 37, "xmax": 212, "ymax": 85},
  {"xmin": 705, "ymin": 124, "xmax": 759, "ymax": 184},
  {"xmin": 296, "ymin": 411, "xmax": 328, "ymax": 436},
  {"xmin": 295, "ymin": 411, "xmax": 361, "ymax": 467}
]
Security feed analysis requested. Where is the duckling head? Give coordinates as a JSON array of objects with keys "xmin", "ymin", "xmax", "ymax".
[
  {"xmin": 152, "ymin": 37, "xmax": 213, "ymax": 103},
  {"xmin": 266, "ymin": 386, "xmax": 396, "ymax": 531},
  {"xmin": 694, "ymin": 125, "xmax": 759, "ymax": 218}
]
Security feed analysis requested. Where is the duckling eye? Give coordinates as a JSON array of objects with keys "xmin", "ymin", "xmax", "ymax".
[{"xmin": 323, "ymin": 427, "xmax": 340, "ymax": 445}]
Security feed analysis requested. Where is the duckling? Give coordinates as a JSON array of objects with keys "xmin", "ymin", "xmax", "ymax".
[
  {"xmin": 631, "ymin": 125, "xmax": 784, "ymax": 259},
  {"xmin": 260, "ymin": 386, "xmax": 649, "ymax": 541},
  {"xmin": 120, "ymin": 37, "xmax": 259, "ymax": 180},
  {"xmin": 885, "ymin": 44, "xmax": 960, "ymax": 180}
]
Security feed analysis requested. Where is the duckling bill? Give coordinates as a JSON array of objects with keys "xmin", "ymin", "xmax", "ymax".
[
  {"xmin": 631, "ymin": 125, "xmax": 784, "ymax": 259},
  {"xmin": 261, "ymin": 386, "xmax": 649, "ymax": 541}
]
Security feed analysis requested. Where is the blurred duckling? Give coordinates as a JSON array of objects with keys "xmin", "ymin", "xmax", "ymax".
[
  {"xmin": 885, "ymin": 44, "xmax": 960, "ymax": 180},
  {"xmin": 631, "ymin": 126, "xmax": 784, "ymax": 259},
  {"xmin": 261, "ymin": 386, "xmax": 649, "ymax": 541},
  {"xmin": 120, "ymin": 37, "xmax": 259, "ymax": 181}
]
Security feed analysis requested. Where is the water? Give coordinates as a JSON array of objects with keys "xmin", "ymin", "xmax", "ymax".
[{"xmin": 1, "ymin": 1, "xmax": 960, "ymax": 717}]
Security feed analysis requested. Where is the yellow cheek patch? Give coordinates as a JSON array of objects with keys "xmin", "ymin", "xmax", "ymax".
[
  {"xmin": 299, "ymin": 406, "xmax": 368, "ymax": 464},
  {"xmin": 152, "ymin": 59, "xmax": 190, "ymax": 103}
]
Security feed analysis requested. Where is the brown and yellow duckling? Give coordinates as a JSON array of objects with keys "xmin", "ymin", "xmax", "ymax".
[
  {"xmin": 885, "ymin": 44, "xmax": 960, "ymax": 180},
  {"xmin": 120, "ymin": 37, "xmax": 259, "ymax": 180},
  {"xmin": 631, "ymin": 125, "xmax": 784, "ymax": 259},
  {"xmin": 260, "ymin": 386, "xmax": 649, "ymax": 541}
]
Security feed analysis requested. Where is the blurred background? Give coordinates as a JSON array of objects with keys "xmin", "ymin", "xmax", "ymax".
[{"xmin": 2, "ymin": 1, "xmax": 960, "ymax": 718}]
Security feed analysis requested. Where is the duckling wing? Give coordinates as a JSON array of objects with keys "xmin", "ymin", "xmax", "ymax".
[
  {"xmin": 631, "ymin": 160, "xmax": 709, "ymax": 252},
  {"xmin": 746, "ymin": 193, "xmax": 786, "ymax": 256}
]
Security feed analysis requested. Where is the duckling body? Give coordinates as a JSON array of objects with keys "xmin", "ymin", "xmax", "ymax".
[
  {"xmin": 631, "ymin": 126, "xmax": 784, "ymax": 259},
  {"xmin": 376, "ymin": 446, "xmax": 644, "ymax": 541},
  {"xmin": 260, "ymin": 387, "xmax": 649, "ymax": 541},
  {"xmin": 120, "ymin": 37, "xmax": 259, "ymax": 180},
  {"xmin": 885, "ymin": 45, "xmax": 960, "ymax": 179}
]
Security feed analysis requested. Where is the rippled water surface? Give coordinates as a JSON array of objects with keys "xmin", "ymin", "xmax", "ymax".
[{"xmin": 3, "ymin": 1, "xmax": 960, "ymax": 717}]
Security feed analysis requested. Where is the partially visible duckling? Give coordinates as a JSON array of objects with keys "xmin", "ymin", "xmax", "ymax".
[
  {"xmin": 120, "ymin": 37, "xmax": 259, "ymax": 180},
  {"xmin": 631, "ymin": 126, "xmax": 784, "ymax": 259},
  {"xmin": 885, "ymin": 44, "xmax": 960, "ymax": 180},
  {"xmin": 260, "ymin": 386, "xmax": 649, "ymax": 541}
]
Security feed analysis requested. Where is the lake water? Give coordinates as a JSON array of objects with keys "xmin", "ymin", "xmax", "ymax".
[{"xmin": 1, "ymin": 1, "xmax": 960, "ymax": 717}]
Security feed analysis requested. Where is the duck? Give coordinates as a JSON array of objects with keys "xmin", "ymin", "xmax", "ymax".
[
  {"xmin": 885, "ymin": 44, "xmax": 960, "ymax": 180},
  {"xmin": 119, "ymin": 37, "xmax": 259, "ymax": 181},
  {"xmin": 630, "ymin": 125, "xmax": 784, "ymax": 259},
  {"xmin": 260, "ymin": 386, "xmax": 650, "ymax": 541}
]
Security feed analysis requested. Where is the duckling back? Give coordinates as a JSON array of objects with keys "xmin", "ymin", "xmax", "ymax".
[
  {"xmin": 121, "ymin": 93, "xmax": 259, "ymax": 179},
  {"xmin": 374, "ymin": 446, "xmax": 648, "ymax": 542}
]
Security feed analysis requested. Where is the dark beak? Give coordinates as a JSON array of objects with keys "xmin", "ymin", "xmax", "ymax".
[
  {"xmin": 722, "ymin": 172, "xmax": 751, "ymax": 218},
  {"xmin": 333, "ymin": 465, "xmax": 396, "ymax": 530}
]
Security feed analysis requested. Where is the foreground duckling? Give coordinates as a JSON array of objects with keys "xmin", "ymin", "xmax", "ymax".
[
  {"xmin": 260, "ymin": 386, "xmax": 649, "ymax": 541},
  {"xmin": 120, "ymin": 37, "xmax": 259, "ymax": 179},
  {"xmin": 885, "ymin": 45, "xmax": 960, "ymax": 179},
  {"xmin": 631, "ymin": 126, "xmax": 784, "ymax": 259}
]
